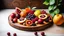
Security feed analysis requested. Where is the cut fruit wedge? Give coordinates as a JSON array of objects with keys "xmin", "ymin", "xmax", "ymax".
[
  {"xmin": 15, "ymin": 7, "xmax": 22, "ymax": 12},
  {"xmin": 26, "ymin": 20, "xmax": 33, "ymax": 26},
  {"xmin": 17, "ymin": 18, "xmax": 26, "ymax": 24}
]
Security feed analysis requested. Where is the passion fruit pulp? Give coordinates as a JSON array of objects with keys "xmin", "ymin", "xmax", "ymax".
[{"xmin": 38, "ymin": 14, "xmax": 48, "ymax": 20}]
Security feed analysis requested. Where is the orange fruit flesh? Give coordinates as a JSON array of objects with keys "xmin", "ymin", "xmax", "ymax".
[
  {"xmin": 26, "ymin": 20, "xmax": 33, "ymax": 26},
  {"xmin": 20, "ymin": 11, "xmax": 27, "ymax": 17}
]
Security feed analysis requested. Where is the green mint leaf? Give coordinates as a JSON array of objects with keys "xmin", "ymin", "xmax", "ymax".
[
  {"xmin": 43, "ymin": 1, "xmax": 49, "ymax": 5},
  {"xmin": 48, "ymin": 5, "xmax": 57, "ymax": 11},
  {"xmin": 59, "ymin": 0, "xmax": 62, "ymax": 2},
  {"xmin": 54, "ymin": 9, "xmax": 60, "ymax": 14},
  {"xmin": 43, "ymin": 0, "xmax": 50, "ymax": 5},
  {"xmin": 49, "ymin": 11, "xmax": 55, "ymax": 17},
  {"xmin": 50, "ymin": 0, "xmax": 55, "ymax": 5}
]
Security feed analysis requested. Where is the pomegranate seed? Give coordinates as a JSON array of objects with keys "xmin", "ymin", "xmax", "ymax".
[
  {"xmin": 13, "ymin": 33, "xmax": 17, "ymax": 36},
  {"xmin": 41, "ymin": 32, "xmax": 45, "ymax": 36},
  {"xmin": 7, "ymin": 32, "xmax": 11, "ymax": 36},
  {"xmin": 34, "ymin": 32, "xmax": 38, "ymax": 36}
]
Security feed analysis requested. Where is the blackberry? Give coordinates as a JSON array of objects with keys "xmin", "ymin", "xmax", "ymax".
[{"xmin": 26, "ymin": 13, "xmax": 36, "ymax": 20}]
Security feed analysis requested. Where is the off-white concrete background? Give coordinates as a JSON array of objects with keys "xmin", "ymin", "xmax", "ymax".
[{"xmin": 0, "ymin": 9, "xmax": 64, "ymax": 36}]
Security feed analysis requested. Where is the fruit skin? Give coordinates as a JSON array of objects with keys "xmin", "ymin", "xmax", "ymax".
[
  {"xmin": 15, "ymin": 7, "xmax": 21, "ymax": 14},
  {"xmin": 53, "ymin": 14, "xmax": 64, "ymax": 25},
  {"xmin": 32, "ymin": 17, "xmax": 39, "ymax": 23},
  {"xmin": 10, "ymin": 13, "xmax": 16, "ymax": 18},
  {"xmin": 7, "ymin": 32, "xmax": 11, "ymax": 36},
  {"xmin": 38, "ymin": 14, "xmax": 47, "ymax": 20},
  {"xmin": 34, "ymin": 10, "xmax": 41, "ymax": 16},
  {"xmin": 26, "ymin": 20, "xmax": 33, "ymax": 26},
  {"xmin": 16, "ymin": 14, "xmax": 20, "ymax": 19},
  {"xmin": 20, "ymin": 11, "xmax": 27, "ymax": 17},
  {"xmin": 29, "ymin": 10, "xmax": 35, "ymax": 14},
  {"xmin": 41, "ymin": 10, "xmax": 47, "ymax": 14},
  {"xmin": 34, "ymin": 32, "xmax": 38, "ymax": 36},
  {"xmin": 41, "ymin": 32, "xmax": 45, "ymax": 36},
  {"xmin": 13, "ymin": 18, "xmax": 17, "ymax": 23},
  {"xmin": 38, "ymin": 19, "xmax": 43, "ymax": 24},
  {"xmin": 25, "ymin": 8, "xmax": 30, "ymax": 13},
  {"xmin": 13, "ymin": 33, "xmax": 17, "ymax": 36},
  {"xmin": 34, "ymin": 17, "xmax": 39, "ymax": 21},
  {"xmin": 32, "ymin": 19, "xmax": 36, "ymax": 23}
]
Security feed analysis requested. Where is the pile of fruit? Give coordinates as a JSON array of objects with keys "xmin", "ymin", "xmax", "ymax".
[{"xmin": 10, "ymin": 7, "xmax": 52, "ymax": 26}]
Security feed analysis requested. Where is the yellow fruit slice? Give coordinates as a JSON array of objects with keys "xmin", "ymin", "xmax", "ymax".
[{"xmin": 17, "ymin": 18, "xmax": 26, "ymax": 24}]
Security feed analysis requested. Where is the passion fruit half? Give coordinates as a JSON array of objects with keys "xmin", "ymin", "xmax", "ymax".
[{"xmin": 38, "ymin": 14, "xmax": 48, "ymax": 20}]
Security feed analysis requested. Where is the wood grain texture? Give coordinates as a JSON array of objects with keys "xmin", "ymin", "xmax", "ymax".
[
  {"xmin": 1, "ymin": 0, "xmax": 48, "ymax": 9},
  {"xmin": 8, "ymin": 13, "xmax": 53, "ymax": 31}
]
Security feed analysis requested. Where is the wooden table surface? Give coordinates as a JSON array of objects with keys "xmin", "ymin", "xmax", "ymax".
[{"xmin": 0, "ymin": 9, "xmax": 64, "ymax": 36}]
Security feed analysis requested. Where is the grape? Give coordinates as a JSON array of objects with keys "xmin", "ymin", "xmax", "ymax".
[
  {"xmin": 13, "ymin": 18, "xmax": 17, "ymax": 23},
  {"xmin": 16, "ymin": 14, "xmax": 20, "ymax": 19},
  {"xmin": 26, "ymin": 13, "xmax": 36, "ymax": 20},
  {"xmin": 10, "ymin": 13, "xmax": 16, "ymax": 18}
]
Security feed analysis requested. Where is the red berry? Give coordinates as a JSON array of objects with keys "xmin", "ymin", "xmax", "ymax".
[
  {"xmin": 32, "ymin": 17, "xmax": 39, "ymax": 23},
  {"xmin": 13, "ymin": 33, "xmax": 17, "ymax": 36},
  {"xmin": 34, "ymin": 32, "xmax": 38, "ymax": 35},
  {"xmin": 13, "ymin": 18, "xmax": 17, "ymax": 23},
  {"xmin": 34, "ymin": 17, "xmax": 39, "ymax": 21},
  {"xmin": 41, "ymin": 32, "xmax": 45, "ymax": 36},
  {"xmin": 10, "ymin": 13, "xmax": 16, "ymax": 18},
  {"xmin": 32, "ymin": 19, "xmax": 35, "ymax": 23},
  {"xmin": 38, "ymin": 19, "xmax": 43, "ymax": 24},
  {"xmin": 16, "ymin": 14, "xmax": 20, "ymax": 19},
  {"xmin": 41, "ymin": 10, "xmax": 47, "ymax": 14},
  {"xmin": 7, "ymin": 32, "xmax": 11, "ymax": 36},
  {"xmin": 29, "ymin": 10, "xmax": 34, "ymax": 14}
]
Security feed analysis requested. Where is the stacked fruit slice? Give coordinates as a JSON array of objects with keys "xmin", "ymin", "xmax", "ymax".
[{"xmin": 10, "ymin": 7, "xmax": 52, "ymax": 26}]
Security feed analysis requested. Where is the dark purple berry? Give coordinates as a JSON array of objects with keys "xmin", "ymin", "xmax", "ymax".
[
  {"xmin": 41, "ymin": 32, "xmax": 45, "ymax": 36},
  {"xmin": 10, "ymin": 13, "xmax": 16, "ymax": 18},
  {"xmin": 13, "ymin": 33, "xmax": 17, "ymax": 36},
  {"xmin": 7, "ymin": 32, "xmax": 11, "ymax": 36},
  {"xmin": 16, "ymin": 14, "xmax": 20, "ymax": 19},
  {"xmin": 34, "ymin": 32, "xmax": 38, "ymax": 35}
]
